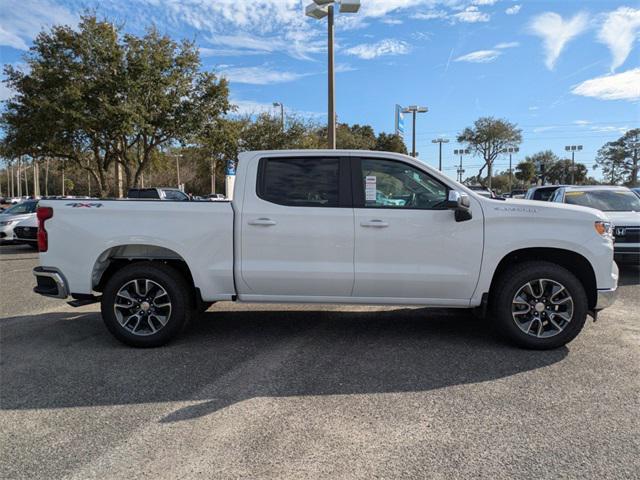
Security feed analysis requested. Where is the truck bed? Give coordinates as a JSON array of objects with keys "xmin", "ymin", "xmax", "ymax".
[{"xmin": 39, "ymin": 199, "xmax": 235, "ymax": 300}]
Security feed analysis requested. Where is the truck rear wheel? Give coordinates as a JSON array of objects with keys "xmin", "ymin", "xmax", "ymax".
[
  {"xmin": 101, "ymin": 262, "xmax": 192, "ymax": 347},
  {"xmin": 491, "ymin": 261, "xmax": 588, "ymax": 350}
]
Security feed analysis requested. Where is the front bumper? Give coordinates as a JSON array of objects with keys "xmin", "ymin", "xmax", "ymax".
[
  {"xmin": 33, "ymin": 267, "xmax": 69, "ymax": 299},
  {"xmin": 595, "ymin": 287, "xmax": 618, "ymax": 310}
]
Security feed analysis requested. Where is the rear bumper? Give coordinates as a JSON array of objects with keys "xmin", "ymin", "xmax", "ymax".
[{"xmin": 33, "ymin": 267, "xmax": 69, "ymax": 299}]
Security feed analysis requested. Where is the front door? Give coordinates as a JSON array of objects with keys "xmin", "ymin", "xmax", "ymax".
[
  {"xmin": 352, "ymin": 157, "xmax": 483, "ymax": 302},
  {"xmin": 239, "ymin": 155, "xmax": 354, "ymax": 298}
]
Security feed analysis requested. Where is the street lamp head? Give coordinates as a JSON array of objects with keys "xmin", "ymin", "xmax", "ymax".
[
  {"xmin": 339, "ymin": 0, "xmax": 361, "ymax": 13},
  {"xmin": 273, "ymin": 102, "xmax": 282, "ymax": 107},
  {"xmin": 306, "ymin": 2, "xmax": 329, "ymax": 19}
]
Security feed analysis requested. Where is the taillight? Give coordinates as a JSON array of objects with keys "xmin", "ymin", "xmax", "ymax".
[{"xmin": 37, "ymin": 207, "xmax": 53, "ymax": 252}]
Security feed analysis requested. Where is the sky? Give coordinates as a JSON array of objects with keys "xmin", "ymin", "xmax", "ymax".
[{"xmin": 0, "ymin": 0, "xmax": 639, "ymax": 180}]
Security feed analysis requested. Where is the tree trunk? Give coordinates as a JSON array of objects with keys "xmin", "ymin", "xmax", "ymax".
[{"xmin": 487, "ymin": 161, "xmax": 492, "ymax": 190}]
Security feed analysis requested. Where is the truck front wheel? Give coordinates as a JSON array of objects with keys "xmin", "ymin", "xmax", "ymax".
[
  {"xmin": 101, "ymin": 262, "xmax": 192, "ymax": 347},
  {"xmin": 491, "ymin": 261, "xmax": 588, "ymax": 350}
]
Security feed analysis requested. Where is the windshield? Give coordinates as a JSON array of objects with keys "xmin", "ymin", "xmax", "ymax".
[
  {"xmin": 2, "ymin": 201, "xmax": 38, "ymax": 215},
  {"xmin": 564, "ymin": 190, "xmax": 640, "ymax": 212}
]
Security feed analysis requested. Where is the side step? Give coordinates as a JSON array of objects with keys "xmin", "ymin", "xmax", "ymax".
[{"xmin": 67, "ymin": 294, "xmax": 101, "ymax": 307}]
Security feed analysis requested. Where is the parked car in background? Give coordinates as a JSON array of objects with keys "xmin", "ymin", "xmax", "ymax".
[
  {"xmin": 525, "ymin": 185, "xmax": 564, "ymax": 202},
  {"xmin": 127, "ymin": 188, "xmax": 190, "ymax": 201},
  {"xmin": 551, "ymin": 185, "xmax": 640, "ymax": 264},
  {"xmin": 12, "ymin": 215, "xmax": 38, "ymax": 249},
  {"xmin": 510, "ymin": 189, "xmax": 527, "ymax": 199},
  {"xmin": 205, "ymin": 193, "xmax": 227, "ymax": 201},
  {"xmin": 33, "ymin": 149, "xmax": 617, "ymax": 350},
  {"xmin": 467, "ymin": 185, "xmax": 497, "ymax": 199},
  {"xmin": 0, "ymin": 199, "xmax": 39, "ymax": 244}
]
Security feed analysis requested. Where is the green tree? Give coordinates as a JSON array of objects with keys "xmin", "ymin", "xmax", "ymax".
[
  {"xmin": 595, "ymin": 129, "xmax": 640, "ymax": 186},
  {"xmin": 374, "ymin": 133, "xmax": 408, "ymax": 154},
  {"xmin": 547, "ymin": 159, "xmax": 588, "ymax": 185},
  {"xmin": 457, "ymin": 117, "xmax": 522, "ymax": 190},
  {"xmin": 515, "ymin": 161, "xmax": 536, "ymax": 184},
  {"xmin": 595, "ymin": 139, "xmax": 627, "ymax": 185},
  {"xmin": 1, "ymin": 15, "xmax": 230, "ymax": 196}
]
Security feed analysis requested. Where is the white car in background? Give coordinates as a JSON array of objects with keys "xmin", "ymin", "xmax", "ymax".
[
  {"xmin": 551, "ymin": 185, "xmax": 640, "ymax": 264},
  {"xmin": 0, "ymin": 200, "xmax": 39, "ymax": 244},
  {"xmin": 13, "ymin": 214, "xmax": 39, "ymax": 248}
]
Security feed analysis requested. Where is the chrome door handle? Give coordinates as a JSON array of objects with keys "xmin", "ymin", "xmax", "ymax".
[
  {"xmin": 248, "ymin": 218, "xmax": 276, "ymax": 226},
  {"xmin": 360, "ymin": 220, "xmax": 389, "ymax": 228}
]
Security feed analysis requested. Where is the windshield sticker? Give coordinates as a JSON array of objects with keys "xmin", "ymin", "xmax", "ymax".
[{"xmin": 365, "ymin": 176, "xmax": 377, "ymax": 201}]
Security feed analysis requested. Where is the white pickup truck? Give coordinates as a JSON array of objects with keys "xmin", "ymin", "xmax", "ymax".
[{"xmin": 33, "ymin": 150, "xmax": 618, "ymax": 349}]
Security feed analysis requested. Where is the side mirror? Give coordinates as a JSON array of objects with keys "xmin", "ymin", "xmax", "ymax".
[{"xmin": 446, "ymin": 190, "xmax": 472, "ymax": 222}]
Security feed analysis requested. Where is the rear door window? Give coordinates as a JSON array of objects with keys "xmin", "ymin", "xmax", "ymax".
[{"xmin": 257, "ymin": 157, "xmax": 342, "ymax": 207}]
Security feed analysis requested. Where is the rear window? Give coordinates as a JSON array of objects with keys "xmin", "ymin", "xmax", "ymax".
[
  {"xmin": 565, "ymin": 189, "xmax": 640, "ymax": 212},
  {"xmin": 3, "ymin": 201, "xmax": 38, "ymax": 214},
  {"xmin": 258, "ymin": 157, "xmax": 340, "ymax": 207},
  {"xmin": 533, "ymin": 188, "xmax": 557, "ymax": 201}
]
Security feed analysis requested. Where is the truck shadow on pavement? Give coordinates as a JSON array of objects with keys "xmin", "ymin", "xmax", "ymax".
[{"xmin": 1, "ymin": 307, "xmax": 568, "ymax": 420}]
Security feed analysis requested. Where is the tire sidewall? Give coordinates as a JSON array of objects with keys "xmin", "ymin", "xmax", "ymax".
[
  {"xmin": 492, "ymin": 262, "xmax": 588, "ymax": 350},
  {"xmin": 101, "ymin": 263, "xmax": 190, "ymax": 347}
]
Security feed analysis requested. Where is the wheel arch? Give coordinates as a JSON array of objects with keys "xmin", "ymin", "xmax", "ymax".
[
  {"xmin": 489, "ymin": 247, "xmax": 597, "ymax": 310},
  {"xmin": 91, "ymin": 244, "xmax": 199, "ymax": 302}
]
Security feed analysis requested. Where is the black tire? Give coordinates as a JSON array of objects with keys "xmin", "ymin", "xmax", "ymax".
[
  {"xmin": 490, "ymin": 261, "xmax": 588, "ymax": 350},
  {"xmin": 101, "ymin": 262, "xmax": 192, "ymax": 347}
]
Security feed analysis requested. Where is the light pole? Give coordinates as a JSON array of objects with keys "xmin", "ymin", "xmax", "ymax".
[
  {"xmin": 273, "ymin": 102, "xmax": 284, "ymax": 130},
  {"xmin": 306, "ymin": 0, "xmax": 361, "ymax": 149},
  {"xmin": 454, "ymin": 149, "xmax": 469, "ymax": 182},
  {"xmin": 432, "ymin": 137, "xmax": 449, "ymax": 171},
  {"xmin": 564, "ymin": 145, "xmax": 583, "ymax": 185},
  {"xmin": 402, "ymin": 105, "xmax": 428, "ymax": 157},
  {"xmin": 502, "ymin": 147, "xmax": 519, "ymax": 192}
]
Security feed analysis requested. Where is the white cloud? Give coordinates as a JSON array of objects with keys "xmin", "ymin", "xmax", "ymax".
[
  {"xmin": 452, "ymin": 6, "xmax": 490, "ymax": 23},
  {"xmin": 454, "ymin": 49, "xmax": 501, "ymax": 63},
  {"xmin": 412, "ymin": 10, "xmax": 448, "ymax": 20},
  {"xmin": 345, "ymin": 39, "xmax": 411, "ymax": 60},
  {"xmin": 598, "ymin": 7, "xmax": 640, "ymax": 72},
  {"xmin": 495, "ymin": 42, "xmax": 519, "ymax": 49},
  {"xmin": 573, "ymin": 120, "xmax": 591, "ymax": 125},
  {"xmin": 381, "ymin": 18, "xmax": 403, "ymax": 25},
  {"xmin": 220, "ymin": 66, "xmax": 309, "ymax": 85},
  {"xmin": 230, "ymin": 97, "xmax": 323, "ymax": 119},
  {"xmin": 528, "ymin": 12, "xmax": 589, "ymax": 70},
  {"xmin": 528, "ymin": 106, "xmax": 539, "ymax": 111},
  {"xmin": 571, "ymin": 68, "xmax": 640, "ymax": 101},
  {"xmin": 0, "ymin": 0, "xmax": 76, "ymax": 50},
  {"xmin": 505, "ymin": 5, "xmax": 521, "ymax": 15}
]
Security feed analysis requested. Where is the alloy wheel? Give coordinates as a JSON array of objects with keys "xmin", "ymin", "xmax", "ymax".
[
  {"xmin": 113, "ymin": 279, "xmax": 172, "ymax": 336},
  {"xmin": 511, "ymin": 278, "xmax": 574, "ymax": 339}
]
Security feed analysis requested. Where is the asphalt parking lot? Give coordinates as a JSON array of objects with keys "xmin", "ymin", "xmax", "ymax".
[{"xmin": 1, "ymin": 243, "xmax": 639, "ymax": 479}]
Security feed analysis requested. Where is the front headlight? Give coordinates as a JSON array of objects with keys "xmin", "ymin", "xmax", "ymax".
[
  {"xmin": 0, "ymin": 220, "xmax": 17, "ymax": 226},
  {"xmin": 594, "ymin": 221, "xmax": 613, "ymax": 240}
]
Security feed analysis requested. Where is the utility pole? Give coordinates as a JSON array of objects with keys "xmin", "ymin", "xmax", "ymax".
[
  {"xmin": 17, "ymin": 156, "xmax": 21, "ymax": 198},
  {"xmin": 432, "ymin": 138, "xmax": 449, "ymax": 171},
  {"xmin": 565, "ymin": 145, "xmax": 583, "ymax": 185},
  {"xmin": 175, "ymin": 153, "xmax": 183, "ymax": 190},
  {"xmin": 454, "ymin": 149, "xmax": 469, "ymax": 182},
  {"xmin": 211, "ymin": 157, "xmax": 217, "ymax": 194},
  {"xmin": 402, "ymin": 105, "xmax": 428, "ymax": 157},
  {"xmin": 62, "ymin": 158, "xmax": 66, "ymax": 197},
  {"xmin": 45, "ymin": 158, "xmax": 49, "ymax": 196}
]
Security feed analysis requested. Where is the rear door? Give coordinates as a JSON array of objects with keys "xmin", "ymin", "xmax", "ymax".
[
  {"xmin": 239, "ymin": 155, "xmax": 354, "ymax": 298},
  {"xmin": 352, "ymin": 156, "xmax": 483, "ymax": 303}
]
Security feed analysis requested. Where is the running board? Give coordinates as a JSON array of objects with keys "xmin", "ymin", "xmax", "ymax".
[{"xmin": 67, "ymin": 294, "xmax": 101, "ymax": 307}]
